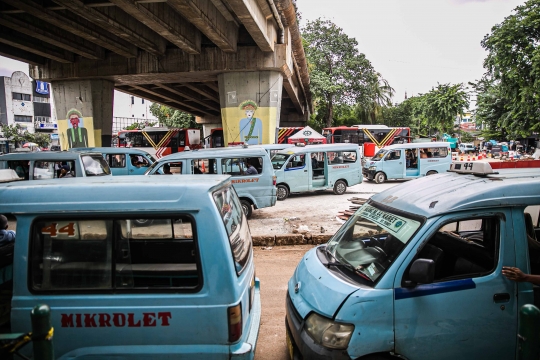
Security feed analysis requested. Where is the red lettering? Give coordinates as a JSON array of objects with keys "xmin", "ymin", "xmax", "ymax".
[
  {"xmin": 113, "ymin": 313, "xmax": 126, "ymax": 327},
  {"xmin": 157, "ymin": 312, "xmax": 172, "ymax": 326},
  {"xmin": 98, "ymin": 313, "xmax": 112, "ymax": 327},
  {"xmin": 84, "ymin": 314, "xmax": 97, "ymax": 327},
  {"xmin": 143, "ymin": 313, "xmax": 156, "ymax": 327},
  {"xmin": 61, "ymin": 314, "xmax": 74, "ymax": 327},
  {"xmin": 128, "ymin": 313, "xmax": 141, "ymax": 327},
  {"xmin": 76, "ymin": 313, "xmax": 82, "ymax": 328}
]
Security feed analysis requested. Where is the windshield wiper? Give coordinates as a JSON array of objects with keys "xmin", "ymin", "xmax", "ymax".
[{"xmin": 325, "ymin": 262, "xmax": 355, "ymax": 271}]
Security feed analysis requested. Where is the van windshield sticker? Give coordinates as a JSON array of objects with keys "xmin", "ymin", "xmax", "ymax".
[{"xmin": 356, "ymin": 204, "xmax": 420, "ymax": 243}]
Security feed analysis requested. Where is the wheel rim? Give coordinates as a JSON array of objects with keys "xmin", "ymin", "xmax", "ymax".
[
  {"xmin": 376, "ymin": 174, "xmax": 384, "ymax": 183},
  {"xmin": 277, "ymin": 186, "xmax": 287, "ymax": 200},
  {"xmin": 242, "ymin": 203, "xmax": 249, "ymax": 215},
  {"xmin": 336, "ymin": 182, "xmax": 346, "ymax": 194}
]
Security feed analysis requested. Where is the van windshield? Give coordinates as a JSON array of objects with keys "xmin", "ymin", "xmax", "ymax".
[
  {"xmin": 371, "ymin": 150, "xmax": 388, "ymax": 161},
  {"xmin": 271, "ymin": 153, "xmax": 291, "ymax": 170},
  {"xmin": 326, "ymin": 203, "xmax": 421, "ymax": 283}
]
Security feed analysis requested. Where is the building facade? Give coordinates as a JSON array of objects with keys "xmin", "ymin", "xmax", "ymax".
[{"xmin": 0, "ymin": 71, "xmax": 54, "ymax": 152}]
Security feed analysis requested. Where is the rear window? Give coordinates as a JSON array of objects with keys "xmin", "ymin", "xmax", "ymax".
[
  {"xmin": 82, "ymin": 155, "xmax": 111, "ymax": 176},
  {"xmin": 30, "ymin": 216, "xmax": 200, "ymax": 292},
  {"xmin": 213, "ymin": 186, "xmax": 252, "ymax": 274}
]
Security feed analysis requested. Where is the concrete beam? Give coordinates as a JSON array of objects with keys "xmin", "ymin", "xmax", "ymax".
[
  {"xmin": 157, "ymin": 84, "xmax": 220, "ymax": 110},
  {"xmin": 167, "ymin": 0, "xmax": 238, "ymax": 53},
  {"xmin": 108, "ymin": 0, "xmax": 201, "ymax": 54},
  {"xmin": 181, "ymin": 83, "xmax": 220, "ymax": 104},
  {"xmin": 0, "ymin": 14, "xmax": 104, "ymax": 60},
  {"xmin": 226, "ymin": 0, "xmax": 275, "ymax": 52},
  {"xmin": 0, "ymin": 43, "xmax": 45, "ymax": 66},
  {"xmin": 0, "ymin": 26, "xmax": 74, "ymax": 63},
  {"xmin": 2, "ymin": 0, "xmax": 137, "ymax": 58},
  {"xmin": 52, "ymin": 0, "xmax": 166, "ymax": 56},
  {"xmin": 130, "ymin": 85, "xmax": 220, "ymax": 117}
]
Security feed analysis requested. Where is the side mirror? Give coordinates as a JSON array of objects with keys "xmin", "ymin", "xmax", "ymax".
[{"xmin": 408, "ymin": 258, "xmax": 435, "ymax": 285}]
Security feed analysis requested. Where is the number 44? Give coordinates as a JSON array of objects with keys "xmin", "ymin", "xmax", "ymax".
[{"xmin": 41, "ymin": 222, "xmax": 76, "ymax": 237}]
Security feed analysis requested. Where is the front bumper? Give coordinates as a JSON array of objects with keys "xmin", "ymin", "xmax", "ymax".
[
  {"xmin": 362, "ymin": 168, "xmax": 375, "ymax": 179},
  {"xmin": 285, "ymin": 293, "xmax": 351, "ymax": 360}
]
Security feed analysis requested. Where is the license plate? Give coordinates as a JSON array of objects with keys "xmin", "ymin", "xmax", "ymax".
[{"xmin": 286, "ymin": 328, "xmax": 294, "ymax": 360}]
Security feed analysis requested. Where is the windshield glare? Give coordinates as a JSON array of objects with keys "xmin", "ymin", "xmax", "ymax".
[
  {"xmin": 82, "ymin": 155, "xmax": 111, "ymax": 176},
  {"xmin": 271, "ymin": 153, "xmax": 290, "ymax": 170},
  {"xmin": 371, "ymin": 150, "xmax": 388, "ymax": 161},
  {"xmin": 326, "ymin": 203, "xmax": 421, "ymax": 283}
]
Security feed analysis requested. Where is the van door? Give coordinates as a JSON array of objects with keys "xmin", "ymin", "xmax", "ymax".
[
  {"xmin": 382, "ymin": 149, "xmax": 405, "ymax": 179},
  {"xmin": 394, "ymin": 213, "xmax": 517, "ymax": 360},
  {"xmin": 309, "ymin": 152, "xmax": 327, "ymax": 189},
  {"xmin": 284, "ymin": 153, "xmax": 309, "ymax": 193},
  {"xmin": 127, "ymin": 154, "xmax": 151, "ymax": 175}
]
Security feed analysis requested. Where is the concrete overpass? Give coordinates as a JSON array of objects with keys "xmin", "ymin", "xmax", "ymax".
[{"xmin": 0, "ymin": 0, "xmax": 311, "ymax": 148}]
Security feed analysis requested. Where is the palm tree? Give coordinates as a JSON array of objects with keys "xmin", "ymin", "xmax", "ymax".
[{"xmin": 357, "ymin": 73, "xmax": 395, "ymax": 124}]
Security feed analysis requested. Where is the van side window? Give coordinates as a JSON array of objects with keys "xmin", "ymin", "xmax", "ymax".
[
  {"xmin": 402, "ymin": 217, "xmax": 499, "ymax": 285},
  {"xmin": 386, "ymin": 150, "xmax": 401, "ymax": 160},
  {"xmin": 30, "ymin": 217, "xmax": 199, "ymax": 291},
  {"xmin": 525, "ymin": 205, "xmax": 540, "ymax": 275},
  {"xmin": 191, "ymin": 158, "xmax": 214, "ymax": 174},
  {"xmin": 107, "ymin": 154, "xmax": 126, "ymax": 168},
  {"xmin": 222, "ymin": 157, "xmax": 263, "ymax": 175},
  {"xmin": 427, "ymin": 147, "xmax": 448, "ymax": 158}
]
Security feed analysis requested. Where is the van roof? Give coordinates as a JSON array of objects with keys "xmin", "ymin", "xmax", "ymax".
[
  {"xmin": 370, "ymin": 167, "xmax": 540, "ymax": 218},
  {"xmin": 0, "ymin": 151, "xmax": 104, "ymax": 161},
  {"xmin": 69, "ymin": 147, "xmax": 154, "ymax": 156},
  {"xmin": 381, "ymin": 142, "xmax": 451, "ymax": 150},
  {"xmin": 0, "ymin": 175, "xmax": 231, "ymax": 214},
  {"xmin": 156, "ymin": 146, "xmax": 269, "ymax": 162},
  {"xmin": 275, "ymin": 143, "xmax": 359, "ymax": 154}
]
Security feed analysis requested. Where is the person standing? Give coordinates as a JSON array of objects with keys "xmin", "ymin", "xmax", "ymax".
[{"xmin": 0, "ymin": 215, "xmax": 15, "ymax": 246}]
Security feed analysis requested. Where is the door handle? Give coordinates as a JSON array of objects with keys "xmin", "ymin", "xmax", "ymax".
[
  {"xmin": 304, "ymin": 170, "xmax": 307, "ymax": 172},
  {"xmin": 493, "ymin": 293, "xmax": 510, "ymax": 303}
]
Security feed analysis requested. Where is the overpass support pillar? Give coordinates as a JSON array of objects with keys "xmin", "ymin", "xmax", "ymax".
[
  {"xmin": 52, "ymin": 79, "xmax": 114, "ymax": 150},
  {"xmin": 218, "ymin": 71, "xmax": 283, "ymax": 146}
]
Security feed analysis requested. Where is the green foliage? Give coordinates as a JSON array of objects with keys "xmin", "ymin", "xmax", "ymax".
[
  {"xmin": 125, "ymin": 121, "xmax": 157, "ymax": 130},
  {"xmin": 0, "ymin": 124, "xmax": 50, "ymax": 148},
  {"xmin": 469, "ymin": 79, "xmax": 510, "ymax": 140},
  {"xmin": 302, "ymin": 18, "xmax": 378, "ymax": 128},
  {"xmin": 481, "ymin": 0, "xmax": 540, "ymax": 134},
  {"xmin": 149, "ymin": 103, "xmax": 201, "ymax": 129}
]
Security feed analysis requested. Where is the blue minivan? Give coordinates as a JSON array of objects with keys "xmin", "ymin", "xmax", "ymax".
[
  {"xmin": 271, "ymin": 143, "xmax": 362, "ymax": 200},
  {"xmin": 0, "ymin": 175, "xmax": 261, "ymax": 359},
  {"xmin": 70, "ymin": 147, "xmax": 155, "ymax": 176},
  {"xmin": 286, "ymin": 161, "xmax": 540, "ymax": 359}
]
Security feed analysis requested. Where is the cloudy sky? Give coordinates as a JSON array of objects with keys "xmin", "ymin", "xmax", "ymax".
[
  {"xmin": 295, "ymin": 0, "xmax": 526, "ymax": 106},
  {"xmin": 1, "ymin": 0, "xmax": 526, "ymax": 108}
]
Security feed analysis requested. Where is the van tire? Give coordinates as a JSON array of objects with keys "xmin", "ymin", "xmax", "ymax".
[
  {"xmin": 374, "ymin": 172, "xmax": 386, "ymax": 184},
  {"xmin": 333, "ymin": 180, "xmax": 347, "ymax": 195},
  {"xmin": 277, "ymin": 185, "xmax": 289, "ymax": 201},
  {"xmin": 426, "ymin": 170, "xmax": 437, "ymax": 176},
  {"xmin": 240, "ymin": 200, "xmax": 253, "ymax": 218}
]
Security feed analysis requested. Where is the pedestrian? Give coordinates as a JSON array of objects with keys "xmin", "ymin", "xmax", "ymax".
[{"xmin": 0, "ymin": 214, "xmax": 15, "ymax": 247}]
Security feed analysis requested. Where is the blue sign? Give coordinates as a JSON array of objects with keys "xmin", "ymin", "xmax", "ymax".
[{"xmin": 35, "ymin": 81, "xmax": 49, "ymax": 95}]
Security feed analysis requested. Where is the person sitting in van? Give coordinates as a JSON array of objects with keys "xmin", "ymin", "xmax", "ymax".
[
  {"xmin": 245, "ymin": 160, "xmax": 258, "ymax": 175},
  {"xmin": 420, "ymin": 149, "xmax": 428, "ymax": 159},
  {"xmin": 163, "ymin": 164, "xmax": 173, "ymax": 175},
  {"xmin": 193, "ymin": 166, "xmax": 203, "ymax": 174},
  {"xmin": 0, "ymin": 215, "xmax": 15, "ymax": 246},
  {"xmin": 59, "ymin": 165, "xmax": 74, "ymax": 178}
]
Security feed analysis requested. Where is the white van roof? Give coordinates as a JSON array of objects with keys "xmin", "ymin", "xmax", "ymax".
[
  {"xmin": 381, "ymin": 142, "xmax": 451, "ymax": 150},
  {"xmin": 370, "ymin": 164, "xmax": 540, "ymax": 218}
]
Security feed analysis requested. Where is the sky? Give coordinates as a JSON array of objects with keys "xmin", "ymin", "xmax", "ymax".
[
  {"xmin": 0, "ymin": 0, "xmax": 526, "ymax": 109},
  {"xmin": 295, "ymin": 0, "xmax": 526, "ymax": 107}
]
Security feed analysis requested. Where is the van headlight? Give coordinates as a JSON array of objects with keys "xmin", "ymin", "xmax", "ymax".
[
  {"xmin": 368, "ymin": 166, "xmax": 376, "ymax": 171},
  {"xmin": 304, "ymin": 312, "xmax": 354, "ymax": 349}
]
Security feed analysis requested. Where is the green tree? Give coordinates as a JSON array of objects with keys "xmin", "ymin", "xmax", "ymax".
[
  {"xmin": 357, "ymin": 73, "xmax": 395, "ymax": 125},
  {"xmin": 0, "ymin": 124, "xmax": 50, "ymax": 148},
  {"xmin": 481, "ymin": 0, "xmax": 540, "ymax": 134},
  {"xmin": 302, "ymin": 19, "xmax": 377, "ymax": 128},
  {"xmin": 469, "ymin": 79, "xmax": 510, "ymax": 141},
  {"xmin": 149, "ymin": 103, "xmax": 201, "ymax": 129},
  {"xmin": 420, "ymin": 83, "xmax": 469, "ymax": 137}
]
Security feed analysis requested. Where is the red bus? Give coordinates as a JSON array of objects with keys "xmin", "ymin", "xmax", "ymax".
[
  {"xmin": 116, "ymin": 127, "xmax": 202, "ymax": 158},
  {"xmin": 322, "ymin": 125, "xmax": 411, "ymax": 148}
]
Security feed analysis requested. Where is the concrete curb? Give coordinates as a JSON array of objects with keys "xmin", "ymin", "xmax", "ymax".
[{"xmin": 252, "ymin": 233, "xmax": 333, "ymax": 246}]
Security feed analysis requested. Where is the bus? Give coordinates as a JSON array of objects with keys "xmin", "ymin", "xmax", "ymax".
[
  {"xmin": 276, "ymin": 127, "xmax": 303, "ymax": 144},
  {"xmin": 116, "ymin": 127, "xmax": 202, "ymax": 158},
  {"xmin": 322, "ymin": 125, "xmax": 411, "ymax": 148}
]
